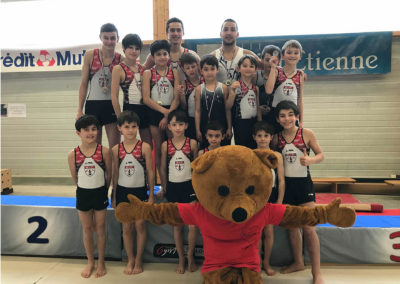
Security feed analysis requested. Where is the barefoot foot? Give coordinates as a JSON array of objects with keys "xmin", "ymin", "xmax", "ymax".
[
  {"xmin": 175, "ymin": 258, "xmax": 185, "ymax": 274},
  {"xmin": 187, "ymin": 256, "xmax": 198, "ymax": 272},
  {"xmin": 133, "ymin": 261, "xmax": 143, "ymax": 274},
  {"xmin": 313, "ymin": 272, "xmax": 325, "ymax": 284},
  {"xmin": 94, "ymin": 261, "xmax": 107, "ymax": 278},
  {"xmin": 280, "ymin": 263, "xmax": 305, "ymax": 274},
  {"xmin": 123, "ymin": 261, "xmax": 135, "ymax": 275},
  {"xmin": 262, "ymin": 262, "xmax": 276, "ymax": 276},
  {"xmin": 81, "ymin": 263, "xmax": 94, "ymax": 278}
]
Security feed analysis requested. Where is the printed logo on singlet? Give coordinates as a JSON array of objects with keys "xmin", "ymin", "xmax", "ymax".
[
  {"xmin": 84, "ymin": 161, "xmax": 96, "ymax": 176},
  {"xmin": 98, "ymin": 73, "xmax": 109, "ymax": 89},
  {"xmin": 175, "ymin": 157, "xmax": 185, "ymax": 171},
  {"xmin": 124, "ymin": 161, "xmax": 135, "ymax": 177},
  {"xmin": 248, "ymin": 96, "xmax": 256, "ymax": 107},
  {"xmin": 285, "ymin": 149, "xmax": 297, "ymax": 163},
  {"xmin": 283, "ymin": 82, "xmax": 295, "ymax": 96},
  {"xmin": 158, "ymin": 78, "xmax": 170, "ymax": 94}
]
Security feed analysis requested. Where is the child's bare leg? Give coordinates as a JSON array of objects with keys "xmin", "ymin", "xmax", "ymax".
[
  {"xmin": 149, "ymin": 125, "xmax": 163, "ymax": 174},
  {"xmin": 122, "ymin": 222, "xmax": 135, "ymax": 274},
  {"xmin": 96, "ymin": 127, "xmax": 103, "ymax": 145},
  {"xmin": 78, "ymin": 210, "xmax": 95, "ymax": 278},
  {"xmin": 280, "ymin": 228, "xmax": 305, "ymax": 274},
  {"xmin": 263, "ymin": 225, "xmax": 276, "ymax": 276},
  {"xmin": 173, "ymin": 225, "xmax": 185, "ymax": 274},
  {"xmin": 139, "ymin": 127, "xmax": 152, "ymax": 146},
  {"xmin": 94, "ymin": 209, "xmax": 107, "ymax": 278},
  {"xmin": 187, "ymin": 225, "xmax": 198, "ymax": 272},
  {"xmin": 304, "ymin": 225, "xmax": 323, "ymax": 284},
  {"xmin": 133, "ymin": 220, "xmax": 147, "ymax": 274},
  {"xmin": 105, "ymin": 122, "xmax": 120, "ymax": 149}
]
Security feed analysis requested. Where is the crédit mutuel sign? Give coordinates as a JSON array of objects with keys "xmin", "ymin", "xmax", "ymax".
[{"xmin": 1, "ymin": 32, "xmax": 392, "ymax": 75}]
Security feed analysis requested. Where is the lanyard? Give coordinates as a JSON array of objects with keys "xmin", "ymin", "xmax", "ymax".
[
  {"xmin": 205, "ymin": 83, "xmax": 218, "ymax": 120},
  {"xmin": 219, "ymin": 47, "xmax": 238, "ymax": 85}
]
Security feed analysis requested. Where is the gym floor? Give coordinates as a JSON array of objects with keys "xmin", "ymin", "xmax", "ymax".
[{"xmin": 2, "ymin": 184, "xmax": 400, "ymax": 283}]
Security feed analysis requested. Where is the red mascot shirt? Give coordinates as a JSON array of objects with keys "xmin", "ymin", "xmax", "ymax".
[{"xmin": 178, "ymin": 202, "xmax": 286, "ymax": 273}]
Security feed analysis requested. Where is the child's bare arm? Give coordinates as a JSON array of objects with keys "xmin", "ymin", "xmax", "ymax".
[
  {"xmin": 298, "ymin": 72, "xmax": 305, "ymax": 127},
  {"xmin": 102, "ymin": 146, "xmax": 112, "ymax": 189},
  {"xmin": 198, "ymin": 149, "xmax": 205, "ymax": 157},
  {"xmin": 77, "ymin": 50, "xmax": 93, "ymax": 119},
  {"xmin": 111, "ymin": 65, "xmax": 123, "ymax": 117},
  {"xmin": 190, "ymin": 139, "xmax": 198, "ymax": 159},
  {"xmin": 67, "ymin": 150, "xmax": 77, "ymax": 185},
  {"xmin": 256, "ymin": 86, "xmax": 262, "ymax": 121},
  {"xmin": 169, "ymin": 69, "xmax": 181, "ymax": 112},
  {"xmin": 142, "ymin": 142, "xmax": 155, "ymax": 203},
  {"xmin": 226, "ymin": 81, "xmax": 240, "ymax": 110},
  {"xmin": 271, "ymin": 133, "xmax": 279, "ymax": 151},
  {"xmin": 143, "ymin": 54, "xmax": 155, "ymax": 70},
  {"xmin": 275, "ymin": 152, "xmax": 285, "ymax": 204},
  {"xmin": 223, "ymin": 84, "xmax": 233, "ymax": 139},
  {"xmin": 111, "ymin": 145, "xmax": 119, "ymax": 205},
  {"xmin": 179, "ymin": 81, "xmax": 188, "ymax": 111},
  {"xmin": 194, "ymin": 85, "xmax": 202, "ymax": 142},
  {"xmin": 302, "ymin": 129, "xmax": 324, "ymax": 165},
  {"xmin": 265, "ymin": 59, "xmax": 278, "ymax": 94}
]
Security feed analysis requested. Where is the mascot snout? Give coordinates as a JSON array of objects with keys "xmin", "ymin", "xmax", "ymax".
[{"xmin": 232, "ymin": 207, "xmax": 248, "ymax": 222}]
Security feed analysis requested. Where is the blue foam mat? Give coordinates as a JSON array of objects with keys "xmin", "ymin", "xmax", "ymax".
[
  {"xmin": 1, "ymin": 195, "xmax": 399, "ymax": 228},
  {"xmin": 1, "ymin": 186, "xmax": 162, "ymax": 208}
]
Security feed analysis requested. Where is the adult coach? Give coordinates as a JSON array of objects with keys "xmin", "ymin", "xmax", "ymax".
[
  {"xmin": 143, "ymin": 17, "xmax": 200, "ymax": 80},
  {"xmin": 211, "ymin": 19, "xmax": 260, "ymax": 86}
]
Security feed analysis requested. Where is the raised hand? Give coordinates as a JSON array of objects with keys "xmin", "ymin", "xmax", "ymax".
[{"xmin": 300, "ymin": 149, "xmax": 312, "ymax": 166}]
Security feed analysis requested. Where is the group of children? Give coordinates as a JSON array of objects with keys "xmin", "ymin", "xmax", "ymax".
[{"xmin": 70, "ymin": 20, "xmax": 326, "ymax": 284}]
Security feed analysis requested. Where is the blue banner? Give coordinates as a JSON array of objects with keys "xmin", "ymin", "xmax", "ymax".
[{"xmin": 184, "ymin": 32, "xmax": 392, "ymax": 76}]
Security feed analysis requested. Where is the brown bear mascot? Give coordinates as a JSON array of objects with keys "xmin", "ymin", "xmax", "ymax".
[{"xmin": 115, "ymin": 145, "xmax": 356, "ymax": 284}]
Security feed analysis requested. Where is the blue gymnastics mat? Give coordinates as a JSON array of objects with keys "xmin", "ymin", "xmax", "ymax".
[{"xmin": 2, "ymin": 195, "xmax": 399, "ymax": 228}]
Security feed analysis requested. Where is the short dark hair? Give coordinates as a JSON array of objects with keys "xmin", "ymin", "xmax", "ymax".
[
  {"xmin": 168, "ymin": 109, "xmax": 188, "ymax": 123},
  {"xmin": 252, "ymin": 121, "xmax": 274, "ymax": 136},
  {"xmin": 117, "ymin": 110, "xmax": 140, "ymax": 126},
  {"xmin": 122, "ymin": 33, "xmax": 143, "ymax": 50},
  {"xmin": 179, "ymin": 52, "xmax": 198, "ymax": 67},
  {"xmin": 275, "ymin": 100, "xmax": 300, "ymax": 117},
  {"xmin": 75, "ymin": 114, "xmax": 99, "ymax": 131},
  {"xmin": 200, "ymin": 54, "xmax": 219, "ymax": 69},
  {"xmin": 206, "ymin": 120, "xmax": 225, "ymax": 134},
  {"xmin": 237, "ymin": 54, "xmax": 257, "ymax": 68},
  {"xmin": 150, "ymin": 40, "xmax": 170, "ymax": 56},
  {"xmin": 221, "ymin": 18, "xmax": 238, "ymax": 31},
  {"xmin": 261, "ymin": 45, "xmax": 282, "ymax": 60},
  {"xmin": 100, "ymin": 23, "xmax": 118, "ymax": 37},
  {"xmin": 166, "ymin": 17, "xmax": 184, "ymax": 34}
]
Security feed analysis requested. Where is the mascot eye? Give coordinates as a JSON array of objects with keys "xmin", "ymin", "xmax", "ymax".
[
  {"xmin": 245, "ymin": 185, "xmax": 255, "ymax": 195},
  {"xmin": 218, "ymin": 185, "xmax": 230, "ymax": 197}
]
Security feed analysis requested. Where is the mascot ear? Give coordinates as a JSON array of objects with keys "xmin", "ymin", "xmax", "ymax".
[
  {"xmin": 253, "ymin": 149, "xmax": 278, "ymax": 169},
  {"xmin": 192, "ymin": 150, "xmax": 218, "ymax": 173}
]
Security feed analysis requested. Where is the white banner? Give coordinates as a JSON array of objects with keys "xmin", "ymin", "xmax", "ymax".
[{"xmin": 1, "ymin": 44, "xmax": 123, "ymax": 73}]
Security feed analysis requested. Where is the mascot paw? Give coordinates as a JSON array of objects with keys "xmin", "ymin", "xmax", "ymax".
[
  {"xmin": 326, "ymin": 198, "xmax": 356, "ymax": 227},
  {"xmin": 115, "ymin": 194, "xmax": 144, "ymax": 223}
]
